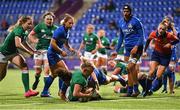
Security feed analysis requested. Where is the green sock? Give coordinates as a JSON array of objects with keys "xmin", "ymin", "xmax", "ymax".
[
  {"xmin": 35, "ymin": 74, "xmax": 41, "ymax": 82},
  {"xmin": 22, "ymin": 72, "xmax": 30, "ymax": 92}
]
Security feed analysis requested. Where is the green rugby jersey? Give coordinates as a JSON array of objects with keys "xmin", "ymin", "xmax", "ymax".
[
  {"xmin": 68, "ymin": 69, "xmax": 88, "ymax": 101},
  {"xmin": 83, "ymin": 33, "xmax": 98, "ymax": 52},
  {"xmin": 98, "ymin": 36, "xmax": 110, "ymax": 54},
  {"xmin": 0, "ymin": 26, "xmax": 28, "ymax": 55},
  {"xmin": 115, "ymin": 62, "xmax": 128, "ymax": 75},
  {"xmin": 111, "ymin": 37, "xmax": 124, "ymax": 55},
  {"xmin": 34, "ymin": 22, "xmax": 57, "ymax": 50}
]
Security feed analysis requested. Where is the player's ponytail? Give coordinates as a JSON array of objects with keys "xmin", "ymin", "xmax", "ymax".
[{"xmin": 7, "ymin": 16, "xmax": 32, "ymax": 32}]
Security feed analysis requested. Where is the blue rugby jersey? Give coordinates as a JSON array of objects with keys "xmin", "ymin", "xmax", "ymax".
[
  {"xmin": 116, "ymin": 16, "xmax": 145, "ymax": 52},
  {"xmin": 48, "ymin": 25, "xmax": 69, "ymax": 53}
]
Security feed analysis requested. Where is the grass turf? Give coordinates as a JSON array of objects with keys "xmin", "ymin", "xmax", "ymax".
[{"xmin": 0, "ymin": 69, "xmax": 180, "ymax": 110}]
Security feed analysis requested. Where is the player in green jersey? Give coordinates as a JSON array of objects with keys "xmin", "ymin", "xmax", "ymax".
[
  {"xmin": 66, "ymin": 58, "xmax": 100, "ymax": 102},
  {"xmin": 0, "ymin": 16, "xmax": 39, "ymax": 98},
  {"xmin": 110, "ymin": 37, "xmax": 124, "ymax": 60},
  {"xmin": 78, "ymin": 24, "xmax": 101, "ymax": 62},
  {"xmin": 96, "ymin": 29, "xmax": 111, "ymax": 73},
  {"xmin": 28, "ymin": 12, "xmax": 58, "ymax": 90}
]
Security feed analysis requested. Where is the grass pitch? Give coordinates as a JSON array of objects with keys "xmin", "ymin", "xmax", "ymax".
[{"xmin": 0, "ymin": 69, "xmax": 180, "ymax": 110}]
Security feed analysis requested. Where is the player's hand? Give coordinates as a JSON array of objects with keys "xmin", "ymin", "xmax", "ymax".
[
  {"xmin": 110, "ymin": 52, "xmax": 117, "ymax": 59},
  {"xmin": 164, "ymin": 43, "xmax": 172, "ymax": 48},
  {"xmin": 95, "ymin": 81, "xmax": 100, "ymax": 90},
  {"xmin": 110, "ymin": 45, "xmax": 115, "ymax": 50},
  {"xmin": 69, "ymin": 47, "xmax": 75, "ymax": 53},
  {"xmin": 91, "ymin": 50, "xmax": 97, "ymax": 54},
  {"xmin": 77, "ymin": 51, "xmax": 82, "ymax": 58},
  {"xmin": 69, "ymin": 48, "xmax": 76, "ymax": 55},
  {"xmin": 60, "ymin": 51, "xmax": 67, "ymax": 57},
  {"xmin": 130, "ymin": 46, "xmax": 138, "ymax": 55},
  {"xmin": 142, "ymin": 52, "xmax": 148, "ymax": 57}
]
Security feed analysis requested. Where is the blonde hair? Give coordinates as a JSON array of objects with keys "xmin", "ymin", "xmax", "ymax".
[
  {"xmin": 80, "ymin": 57, "xmax": 94, "ymax": 70},
  {"xmin": 86, "ymin": 24, "xmax": 94, "ymax": 30},
  {"xmin": 8, "ymin": 16, "xmax": 32, "ymax": 32},
  {"xmin": 42, "ymin": 11, "xmax": 55, "ymax": 19},
  {"xmin": 159, "ymin": 22, "xmax": 167, "ymax": 30},
  {"xmin": 60, "ymin": 13, "xmax": 74, "ymax": 25}
]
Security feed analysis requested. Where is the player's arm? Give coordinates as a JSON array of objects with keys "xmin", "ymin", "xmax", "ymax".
[
  {"xmin": 111, "ymin": 67, "xmax": 121, "ymax": 75},
  {"xmin": 22, "ymin": 40, "xmax": 37, "ymax": 54},
  {"xmin": 91, "ymin": 38, "xmax": 101, "ymax": 54},
  {"xmin": 143, "ymin": 32, "xmax": 154, "ymax": 53},
  {"xmin": 131, "ymin": 21, "xmax": 145, "ymax": 54},
  {"xmin": 78, "ymin": 40, "xmax": 85, "ymax": 52},
  {"xmin": 73, "ymin": 84, "xmax": 92, "ymax": 98},
  {"xmin": 28, "ymin": 30, "xmax": 39, "ymax": 43},
  {"xmin": 90, "ymin": 71, "xmax": 99, "ymax": 90},
  {"xmin": 170, "ymin": 34, "xmax": 179, "ymax": 45},
  {"xmin": 50, "ymin": 38, "xmax": 65, "ymax": 55},
  {"xmin": 110, "ymin": 38, "xmax": 117, "ymax": 50},
  {"xmin": 116, "ymin": 28, "xmax": 124, "ymax": 53},
  {"xmin": 170, "ymin": 22, "xmax": 177, "ymax": 35},
  {"xmin": 104, "ymin": 38, "xmax": 111, "ymax": 49},
  {"xmin": 15, "ymin": 36, "xmax": 34, "ymax": 55},
  {"xmin": 52, "ymin": 29, "xmax": 67, "ymax": 56},
  {"xmin": 64, "ymin": 39, "xmax": 75, "ymax": 53},
  {"xmin": 136, "ymin": 21, "xmax": 145, "ymax": 46}
]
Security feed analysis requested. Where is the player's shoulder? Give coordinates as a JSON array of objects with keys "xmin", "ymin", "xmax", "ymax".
[
  {"xmin": 13, "ymin": 26, "xmax": 23, "ymax": 33},
  {"xmin": 53, "ymin": 24, "xmax": 58, "ymax": 29},
  {"xmin": 55, "ymin": 25, "xmax": 64, "ymax": 32},
  {"xmin": 149, "ymin": 31, "xmax": 156, "ymax": 37}
]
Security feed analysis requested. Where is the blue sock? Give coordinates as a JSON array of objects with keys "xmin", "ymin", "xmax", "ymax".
[
  {"xmin": 127, "ymin": 86, "xmax": 133, "ymax": 95},
  {"xmin": 162, "ymin": 73, "xmax": 167, "ymax": 90},
  {"xmin": 151, "ymin": 77, "xmax": 162, "ymax": 92},
  {"xmin": 139, "ymin": 78, "xmax": 146, "ymax": 92},
  {"xmin": 117, "ymin": 75, "xmax": 126, "ymax": 87},
  {"xmin": 58, "ymin": 78, "xmax": 64, "ymax": 91},
  {"xmin": 146, "ymin": 78, "xmax": 153, "ymax": 92},
  {"xmin": 133, "ymin": 84, "xmax": 139, "ymax": 93},
  {"xmin": 60, "ymin": 82, "xmax": 68, "ymax": 93},
  {"xmin": 42, "ymin": 76, "xmax": 54, "ymax": 93}
]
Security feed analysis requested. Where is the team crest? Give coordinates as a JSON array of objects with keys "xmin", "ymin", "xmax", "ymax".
[
  {"xmin": 128, "ymin": 24, "xmax": 133, "ymax": 28},
  {"xmin": 41, "ymin": 29, "xmax": 45, "ymax": 32}
]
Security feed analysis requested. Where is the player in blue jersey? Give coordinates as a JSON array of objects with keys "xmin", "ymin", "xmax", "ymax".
[
  {"xmin": 161, "ymin": 16, "xmax": 178, "ymax": 94},
  {"xmin": 115, "ymin": 4, "xmax": 145, "ymax": 97},
  {"xmin": 40, "ymin": 14, "xmax": 75, "ymax": 100}
]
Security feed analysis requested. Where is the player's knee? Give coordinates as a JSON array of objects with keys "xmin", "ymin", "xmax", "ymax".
[
  {"xmin": 0, "ymin": 70, "xmax": 7, "ymax": 81},
  {"xmin": 20, "ymin": 63, "xmax": 28, "ymax": 70},
  {"xmin": 35, "ymin": 68, "xmax": 42, "ymax": 74}
]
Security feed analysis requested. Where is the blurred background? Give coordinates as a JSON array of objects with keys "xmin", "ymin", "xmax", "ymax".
[{"xmin": 0, "ymin": 0, "xmax": 179, "ymax": 71}]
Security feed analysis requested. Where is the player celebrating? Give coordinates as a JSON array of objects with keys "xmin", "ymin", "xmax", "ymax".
[
  {"xmin": 0, "ymin": 16, "xmax": 39, "ymax": 97},
  {"xmin": 40, "ymin": 14, "xmax": 75, "ymax": 100},
  {"xmin": 143, "ymin": 22, "xmax": 179, "ymax": 97},
  {"xmin": 115, "ymin": 4, "xmax": 145, "ymax": 97},
  {"xmin": 28, "ymin": 12, "xmax": 58, "ymax": 90}
]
